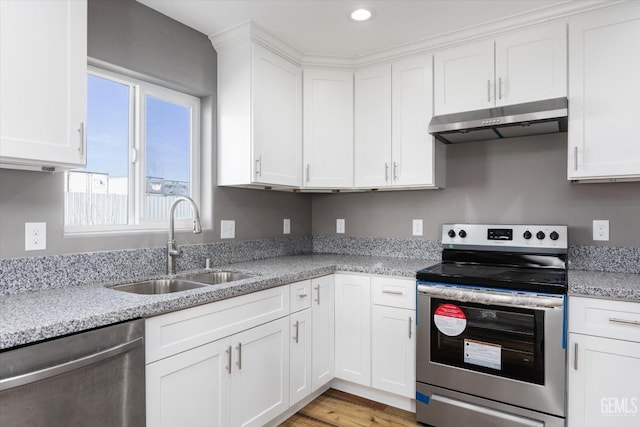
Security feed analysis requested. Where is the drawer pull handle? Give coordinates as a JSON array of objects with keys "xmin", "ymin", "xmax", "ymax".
[
  {"xmin": 382, "ymin": 290, "xmax": 404, "ymax": 295},
  {"xmin": 298, "ymin": 293, "xmax": 308, "ymax": 299},
  {"xmin": 609, "ymin": 317, "xmax": 640, "ymax": 327},
  {"xmin": 315, "ymin": 285, "xmax": 321, "ymax": 305},
  {"xmin": 236, "ymin": 343, "xmax": 242, "ymax": 370},
  {"xmin": 408, "ymin": 316, "xmax": 412, "ymax": 339},
  {"xmin": 574, "ymin": 342, "xmax": 578, "ymax": 370},
  {"xmin": 226, "ymin": 346, "xmax": 232, "ymax": 374}
]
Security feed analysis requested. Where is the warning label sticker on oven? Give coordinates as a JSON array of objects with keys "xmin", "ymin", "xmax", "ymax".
[
  {"xmin": 433, "ymin": 304, "xmax": 467, "ymax": 336},
  {"xmin": 464, "ymin": 339, "xmax": 502, "ymax": 370}
]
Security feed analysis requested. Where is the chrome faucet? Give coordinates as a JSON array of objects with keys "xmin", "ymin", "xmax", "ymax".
[{"xmin": 167, "ymin": 196, "xmax": 202, "ymax": 275}]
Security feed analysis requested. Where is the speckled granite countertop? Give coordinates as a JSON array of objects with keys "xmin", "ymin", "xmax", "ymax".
[
  {"xmin": 0, "ymin": 254, "xmax": 435, "ymax": 350},
  {"xmin": 3, "ymin": 253, "xmax": 639, "ymax": 351},
  {"xmin": 569, "ymin": 270, "xmax": 640, "ymax": 302}
]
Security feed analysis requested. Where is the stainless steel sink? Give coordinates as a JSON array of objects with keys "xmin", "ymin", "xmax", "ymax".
[
  {"xmin": 111, "ymin": 279, "xmax": 208, "ymax": 295},
  {"xmin": 184, "ymin": 271, "xmax": 255, "ymax": 285}
]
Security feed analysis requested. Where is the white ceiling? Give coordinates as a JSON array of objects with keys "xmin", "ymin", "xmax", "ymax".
[{"xmin": 137, "ymin": 0, "xmax": 569, "ymax": 59}]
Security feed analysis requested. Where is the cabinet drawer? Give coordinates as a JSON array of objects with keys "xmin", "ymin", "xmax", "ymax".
[
  {"xmin": 371, "ymin": 276, "xmax": 416, "ymax": 309},
  {"xmin": 146, "ymin": 286, "xmax": 289, "ymax": 363},
  {"xmin": 569, "ymin": 296, "xmax": 640, "ymax": 342},
  {"xmin": 289, "ymin": 279, "xmax": 312, "ymax": 313}
]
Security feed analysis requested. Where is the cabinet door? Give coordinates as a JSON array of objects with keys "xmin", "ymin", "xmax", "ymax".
[
  {"xmin": 334, "ymin": 274, "xmax": 371, "ymax": 386},
  {"xmin": 371, "ymin": 305, "xmax": 415, "ymax": 398},
  {"xmin": 0, "ymin": 0, "xmax": 86, "ymax": 170},
  {"xmin": 354, "ymin": 64, "xmax": 392, "ymax": 188},
  {"xmin": 252, "ymin": 43, "xmax": 302, "ymax": 187},
  {"xmin": 495, "ymin": 22, "xmax": 567, "ymax": 106},
  {"xmin": 311, "ymin": 275, "xmax": 335, "ymax": 391},
  {"xmin": 146, "ymin": 338, "xmax": 231, "ymax": 427},
  {"xmin": 303, "ymin": 69, "xmax": 354, "ymax": 188},
  {"xmin": 391, "ymin": 54, "xmax": 437, "ymax": 187},
  {"xmin": 568, "ymin": 334, "xmax": 640, "ymax": 427},
  {"xmin": 434, "ymin": 40, "xmax": 494, "ymax": 115},
  {"xmin": 230, "ymin": 316, "xmax": 290, "ymax": 427},
  {"xmin": 568, "ymin": 6, "xmax": 640, "ymax": 181},
  {"xmin": 290, "ymin": 308, "xmax": 312, "ymax": 406}
]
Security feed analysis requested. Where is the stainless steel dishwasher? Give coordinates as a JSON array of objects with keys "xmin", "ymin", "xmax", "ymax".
[{"xmin": 0, "ymin": 319, "xmax": 145, "ymax": 427}]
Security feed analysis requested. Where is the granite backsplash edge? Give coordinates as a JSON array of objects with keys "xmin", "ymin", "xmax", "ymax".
[{"xmin": 1, "ymin": 235, "xmax": 637, "ymax": 295}]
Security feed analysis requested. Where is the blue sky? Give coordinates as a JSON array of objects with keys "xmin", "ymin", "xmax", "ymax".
[{"xmin": 84, "ymin": 75, "xmax": 191, "ymax": 182}]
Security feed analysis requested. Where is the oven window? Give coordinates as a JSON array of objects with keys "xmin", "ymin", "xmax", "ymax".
[{"xmin": 430, "ymin": 298, "xmax": 545, "ymax": 385}]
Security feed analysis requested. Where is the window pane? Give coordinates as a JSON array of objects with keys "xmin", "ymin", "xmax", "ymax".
[
  {"xmin": 65, "ymin": 75, "xmax": 130, "ymax": 226},
  {"xmin": 144, "ymin": 96, "xmax": 191, "ymax": 220}
]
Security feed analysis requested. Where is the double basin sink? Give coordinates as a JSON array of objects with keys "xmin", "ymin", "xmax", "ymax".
[{"xmin": 111, "ymin": 271, "xmax": 255, "ymax": 295}]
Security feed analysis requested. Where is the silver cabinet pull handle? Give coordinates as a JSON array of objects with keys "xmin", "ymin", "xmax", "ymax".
[
  {"xmin": 255, "ymin": 157, "xmax": 261, "ymax": 176},
  {"xmin": 314, "ymin": 284, "xmax": 320, "ymax": 305},
  {"xmin": 294, "ymin": 321, "xmax": 300, "ymax": 344},
  {"xmin": 487, "ymin": 80, "xmax": 491, "ymax": 102},
  {"xmin": 573, "ymin": 342, "xmax": 578, "ymax": 370},
  {"xmin": 573, "ymin": 146, "xmax": 578, "ymax": 171},
  {"xmin": 306, "ymin": 164, "xmax": 310, "ymax": 183},
  {"xmin": 609, "ymin": 317, "xmax": 640, "ymax": 327},
  {"xmin": 78, "ymin": 122, "xmax": 85, "ymax": 155},
  {"xmin": 393, "ymin": 162, "xmax": 398, "ymax": 181},
  {"xmin": 409, "ymin": 316, "xmax": 412, "ymax": 339},
  {"xmin": 0, "ymin": 337, "xmax": 142, "ymax": 391},
  {"xmin": 385, "ymin": 163, "xmax": 389, "ymax": 181},
  {"xmin": 236, "ymin": 343, "xmax": 242, "ymax": 370},
  {"xmin": 298, "ymin": 293, "xmax": 308, "ymax": 299},
  {"xmin": 226, "ymin": 345, "xmax": 232, "ymax": 374},
  {"xmin": 498, "ymin": 77, "xmax": 503, "ymax": 100},
  {"xmin": 383, "ymin": 290, "xmax": 403, "ymax": 295}
]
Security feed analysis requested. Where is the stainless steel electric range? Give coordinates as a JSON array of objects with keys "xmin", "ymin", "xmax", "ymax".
[{"xmin": 416, "ymin": 224, "xmax": 568, "ymax": 427}]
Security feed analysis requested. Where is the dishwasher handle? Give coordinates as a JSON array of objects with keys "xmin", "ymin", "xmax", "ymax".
[{"xmin": 0, "ymin": 336, "xmax": 143, "ymax": 391}]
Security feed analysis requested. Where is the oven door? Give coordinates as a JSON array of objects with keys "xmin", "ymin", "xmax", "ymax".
[{"xmin": 416, "ymin": 283, "xmax": 566, "ymax": 418}]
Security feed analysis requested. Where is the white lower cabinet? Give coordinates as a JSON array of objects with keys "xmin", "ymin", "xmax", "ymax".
[
  {"xmin": 371, "ymin": 305, "xmax": 415, "ymax": 398},
  {"xmin": 289, "ymin": 308, "xmax": 312, "ymax": 406},
  {"xmin": 146, "ymin": 338, "xmax": 231, "ymax": 427},
  {"xmin": 145, "ymin": 286, "xmax": 290, "ymax": 427},
  {"xmin": 568, "ymin": 296, "xmax": 640, "ymax": 427},
  {"xmin": 311, "ymin": 275, "xmax": 335, "ymax": 391},
  {"xmin": 334, "ymin": 274, "xmax": 371, "ymax": 385},
  {"xmin": 230, "ymin": 317, "xmax": 290, "ymax": 427}
]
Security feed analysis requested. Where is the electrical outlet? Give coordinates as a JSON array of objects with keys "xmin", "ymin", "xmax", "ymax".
[
  {"xmin": 283, "ymin": 218, "xmax": 291, "ymax": 234},
  {"xmin": 336, "ymin": 218, "xmax": 345, "ymax": 234},
  {"xmin": 593, "ymin": 220, "xmax": 609, "ymax": 241},
  {"xmin": 25, "ymin": 222, "xmax": 46, "ymax": 251},
  {"xmin": 220, "ymin": 220, "xmax": 235, "ymax": 239},
  {"xmin": 412, "ymin": 219, "xmax": 423, "ymax": 236}
]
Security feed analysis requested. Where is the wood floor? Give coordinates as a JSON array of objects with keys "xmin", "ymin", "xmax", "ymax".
[{"xmin": 279, "ymin": 389, "xmax": 420, "ymax": 427}]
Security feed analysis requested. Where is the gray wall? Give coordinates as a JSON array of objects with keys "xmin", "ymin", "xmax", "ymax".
[
  {"xmin": 312, "ymin": 133, "xmax": 640, "ymax": 247},
  {"xmin": 0, "ymin": 0, "xmax": 311, "ymax": 259}
]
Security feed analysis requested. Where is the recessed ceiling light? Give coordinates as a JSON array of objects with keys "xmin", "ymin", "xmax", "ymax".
[{"xmin": 350, "ymin": 8, "xmax": 373, "ymax": 22}]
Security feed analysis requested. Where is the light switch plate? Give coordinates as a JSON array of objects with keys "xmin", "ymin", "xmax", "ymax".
[
  {"xmin": 283, "ymin": 219, "xmax": 291, "ymax": 234},
  {"xmin": 25, "ymin": 222, "xmax": 46, "ymax": 251},
  {"xmin": 336, "ymin": 219, "xmax": 345, "ymax": 234},
  {"xmin": 221, "ymin": 220, "xmax": 235, "ymax": 239}
]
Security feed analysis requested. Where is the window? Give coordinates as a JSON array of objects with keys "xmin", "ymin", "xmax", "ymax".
[{"xmin": 65, "ymin": 68, "xmax": 200, "ymax": 232}]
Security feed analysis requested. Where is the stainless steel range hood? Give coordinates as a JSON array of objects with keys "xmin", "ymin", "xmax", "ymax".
[{"xmin": 428, "ymin": 97, "xmax": 568, "ymax": 144}]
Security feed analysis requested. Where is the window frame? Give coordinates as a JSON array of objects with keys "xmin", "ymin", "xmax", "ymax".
[{"xmin": 64, "ymin": 66, "xmax": 201, "ymax": 234}]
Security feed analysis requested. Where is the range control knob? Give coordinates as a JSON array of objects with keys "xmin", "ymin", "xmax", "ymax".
[
  {"xmin": 536, "ymin": 231, "xmax": 546, "ymax": 240},
  {"xmin": 550, "ymin": 231, "xmax": 559, "ymax": 241},
  {"xmin": 458, "ymin": 229, "xmax": 467, "ymax": 238},
  {"xmin": 523, "ymin": 230, "xmax": 532, "ymax": 240},
  {"xmin": 448, "ymin": 229, "xmax": 456, "ymax": 238}
]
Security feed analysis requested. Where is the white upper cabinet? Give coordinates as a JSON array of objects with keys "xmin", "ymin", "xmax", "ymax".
[
  {"xmin": 213, "ymin": 27, "xmax": 302, "ymax": 188},
  {"xmin": 355, "ymin": 55, "xmax": 445, "ymax": 189},
  {"xmin": 568, "ymin": 4, "xmax": 640, "ymax": 182},
  {"xmin": 392, "ymin": 55, "xmax": 444, "ymax": 188},
  {"xmin": 354, "ymin": 63, "xmax": 393, "ymax": 188},
  {"xmin": 0, "ymin": 0, "xmax": 87, "ymax": 171},
  {"xmin": 302, "ymin": 68, "xmax": 354, "ymax": 189},
  {"xmin": 434, "ymin": 21, "xmax": 567, "ymax": 115}
]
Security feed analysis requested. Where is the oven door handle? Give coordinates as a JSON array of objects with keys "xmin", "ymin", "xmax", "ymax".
[{"xmin": 417, "ymin": 284, "xmax": 564, "ymax": 308}]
